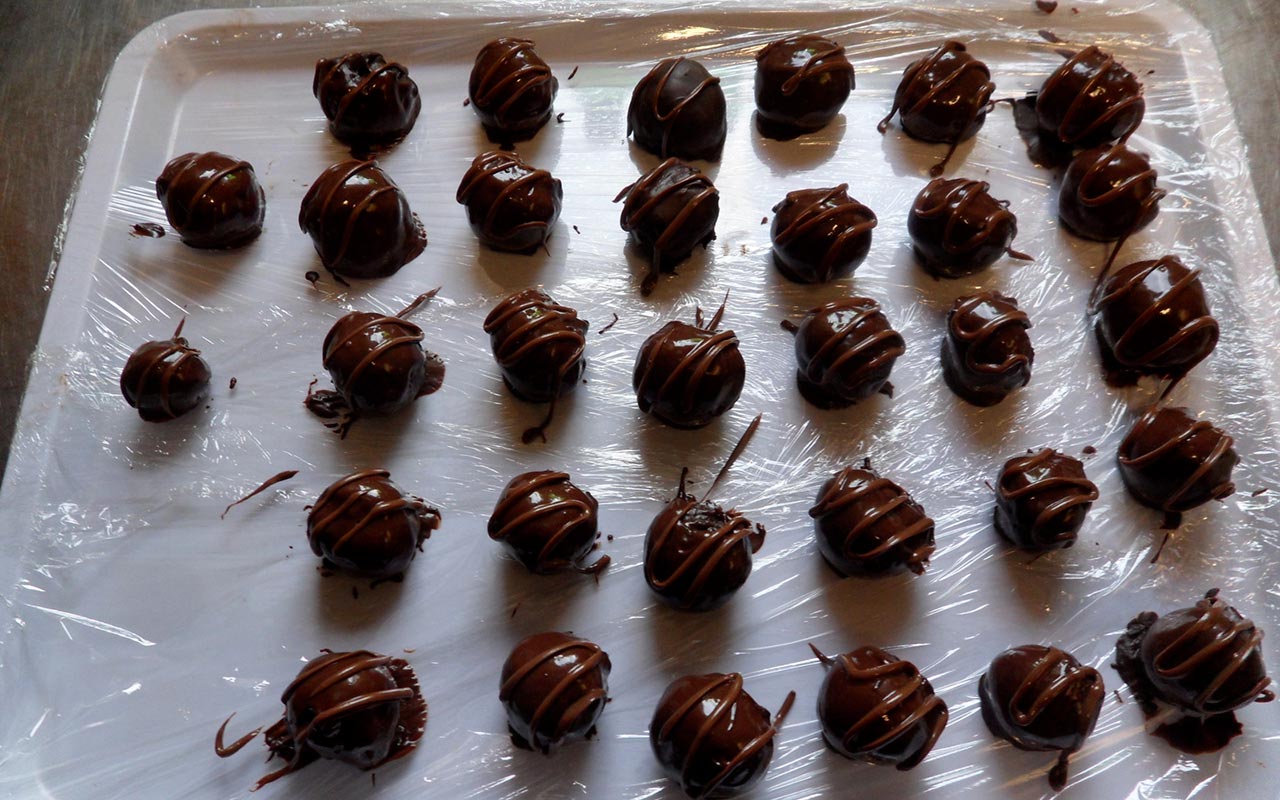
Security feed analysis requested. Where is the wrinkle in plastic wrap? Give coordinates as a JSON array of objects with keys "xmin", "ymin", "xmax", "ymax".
[{"xmin": 1, "ymin": 1, "xmax": 1278, "ymax": 798}]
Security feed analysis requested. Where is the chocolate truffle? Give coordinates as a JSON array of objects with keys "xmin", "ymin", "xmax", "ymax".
[
  {"xmin": 456, "ymin": 151, "xmax": 563, "ymax": 254},
  {"xmin": 1058, "ymin": 144, "xmax": 1164, "ymax": 243},
  {"xmin": 787, "ymin": 297, "xmax": 905, "ymax": 409},
  {"xmin": 156, "ymin": 151, "xmax": 265, "ymax": 249},
  {"xmin": 908, "ymin": 178, "xmax": 1028, "ymax": 278},
  {"xmin": 628, "ymin": 57, "xmax": 726, "ymax": 161},
  {"xmin": 633, "ymin": 302, "xmax": 743, "ymax": 429},
  {"xmin": 216, "ymin": 650, "xmax": 426, "ymax": 789},
  {"xmin": 770, "ymin": 185, "xmax": 877, "ymax": 283},
  {"xmin": 810, "ymin": 462, "xmax": 935, "ymax": 576},
  {"xmin": 299, "ymin": 160, "xmax": 425, "ymax": 280},
  {"xmin": 979, "ymin": 645, "xmax": 1105, "ymax": 791},
  {"xmin": 488, "ymin": 471, "xmax": 607, "ymax": 574},
  {"xmin": 754, "ymin": 35, "xmax": 855, "ymax": 139},
  {"xmin": 468, "ymin": 38, "xmax": 558, "ymax": 145},
  {"xmin": 1117, "ymin": 406, "xmax": 1237, "ymax": 518},
  {"xmin": 1036, "ymin": 46, "xmax": 1144, "ymax": 147},
  {"xmin": 313, "ymin": 52, "xmax": 421, "ymax": 151},
  {"xmin": 941, "ymin": 292, "xmax": 1034, "ymax": 406},
  {"xmin": 120, "ymin": 319, "xmax": 212, "ymax": 422},
  {"xmin": 616, "ymin": 158, "xmax": 719, "ymax": 295},
  {"xmin": 1091, "ymin": 255, "xmax": 1218, "ymax": 387},
  {"xmin": 650, "ymin": 673, "xmax": 794, "ymax": 798},
  {"xmin": 500, "ymin": 632, "xmax": 611, "ymax": 753},
  {"xmin": 1115, "ymin": 589, "xmax": 1273, "ymax": 753},
  {"xmin": 877, "ymin": 41, "xmax": 995, "ymax": 176},
  {"xmin": 483, "ymin": 289, "xmax": 587, "ymax": 443},
  {"xmin": 307, "ymin": 469, "xmax": 441, "ymax": 579},
  {"xmin": 812, "ymin": 644, "xmax": 948, "ymax": 769},
  {"xmin": 994, "ymin": 449, "xmax": 1098, "ymax": 551}
]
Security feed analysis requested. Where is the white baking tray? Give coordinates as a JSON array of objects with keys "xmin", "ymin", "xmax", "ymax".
[{"xmin": 2, "ymin": 1, "xmax": 1277, "ymax": 798}]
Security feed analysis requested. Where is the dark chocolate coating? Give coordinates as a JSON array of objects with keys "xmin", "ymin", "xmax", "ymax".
[
  {"xmin": 1036, "ymin": 46, "xmax": 1144, "ymax": 147},
  {"xmin": 810, "ymin": 464, "xmax": 935, "ymax": 576},
  {"xmin": 791, "ymin": 297, "xmax": 905, "ymax": 409},
  {"xmin": 633, "ymin": 312, "xmax": 744, "ymax": 429},
  {"xmin": 483, "ymin": 289, "xmax": 586, "ymax": 402},
  {"xmin": 941, "ymin": 291, "xmax": 1033, "ymax": 406},
  {"xmin": 754, "ymin": 35, "xmax": 854, "ymax": 139},
  {"xmin": 1092, "ymin": 256, "xmax": 1218, "ymax": 386},
  {"xmin": 500, "ymin": 632, "xmax": 611, "ymax": 753},
  {"xmin": 616, "ymin": 158, "xmax": 720, "ymax": 295},
  {"xmin": 628, "ymin": 57, "xmax": 726, "ymax": 161},
  {"xmin": 650, "ymin": 673, "xmax": 787, "ymax": 798},
  {"xmin": 1117, "ymin": 406, "xmax": 1237, "ymax": 513},
  {"xmin": 313, "ymin": 52, "xmax": 421, "ymax": 150},
  {"xmin": 120, "ymin": 324, "xmax": 212, "ymax": 422},
  {"xmin": 1058, "ymin": 144, "xmax": 1164, "ymax": 242},
  {"xmin": 770, "ymin": 185, "xmax": 877, "ymax": 284},
  {"xmin": 456, "ymin": 151, "xmax": 563, "ymax": 254},
  {"xmin": 994, "ymin": 449, "xmax": 1098, "ymax": 551},
  {"xmin": 299, "ymin": 160, "xmax": 425, "ymax": 279},
  {"xmin": 979, "ymin": 645, "xmax": 1104, "ymax": 791},
  {"xmin": 908, "ymin": 178, "xmax": 1022, "ymax": 278},
  {"xmin": 815, "ymin": 646, "xmax": 948, "ymax": 769},
  {"xmin": 307, "ymin": 469, "xmax": 441, "ymax": 578},
  {"xmin": 488, "ymin": 471, "xmax": 602, "ymax": 574},
  {"xmin": 322, "ymin": 308, "xmax": 443, "ymax": 416},
  {"xmin": 468, "ymin": 38, "xmax": 558, "ymax": 144},
  {"xmin": 156, "ymin": 152, "xmax": 265, "ymax": 249}
]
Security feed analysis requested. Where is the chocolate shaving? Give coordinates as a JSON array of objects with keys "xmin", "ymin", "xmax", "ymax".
[
  {"xmin": 556, "ymin": 112, "xmax": 566, "ymax": 124},
  {"xmin": 597, "ymin": 313, "xmax": 620, "ymax": 334},
  {"xmin": 567, "ymin": 65, "xmax": 579, "ymax": 81},
  {"xmin": 572, "ymin": 225, "xmax": 581, "ymax": 234},
  {"xmin": 131, "ymin": 222, "xmax": 166, "ymax": 238},
  {"xmin": 228, "ymin": 377, "xmax": 237, "ymax": 390},
  {"xmin": 1035, "ymin": 0, "xmax": 1058, "ymax": 12},
  {"xmin": 221, "ymin": 470, "xmax": 299, "ymax": 519},
  {"xmin": 462, "ymin": 97, "xmax": 471, "ymax": 107},
  {"xmin": 305, "ymin": 271, "xmax": 320, "ymax": 287},
  {"xmin": 1039, "ymin": 29, "xmax": 1065, "ymax": 43}
]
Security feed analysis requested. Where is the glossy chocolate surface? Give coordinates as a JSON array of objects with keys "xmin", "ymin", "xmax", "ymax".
[
  {"xmin": 1036, "ymin": 46, "xmax": 1144, "ymax": 147},
  {"xmin": 1117, "ymin": 406, "xmax": 1237, "ymax": 514},
  {"xmin": 468, "ymin": 38, "xmax": 558, "ymax": 144},
  {"xmin": 810, "ymin": 463, "xmax": 935, "ymax": 576},
  {"xmin": 319, "ymin": 301, "xmax": 445, "ymax": 418},
  {"xmin": 488, "ymin": 470, "xmax": 606, "ymax": 574},
  {"xmin": 156, "ymin": 151, "xmax": 265, "ymax": 249},
  {"xmin": 313, "ymin": 52, "xmax": 421, "ymax": 150},
  {"xmin": 457, "ymin": 151, "xmax": 563, "ymax": 254},
  {"xmin": 941, "ymin": 291, "xmax": 1033, "ymax": 406},
  {"xmin": 909, "ymin": 178, "xmax": 1025, "ymax": 277},
  {"xmin": 1058, "ymin": 144, "xmax": 1164, "ymax": 242},
  {"xmin": 628, "ymin": 57, "xmax": 726, "ymax": 160},
  {"xmin": 500, "ymin": 631, "xmax": 611, "ymax": 753},
  {"xmin": 633, "ymin": 304, "xmax": 743, "ymax": 429},
  {"xmin": 616, "ymin": 157, "xmax": 720, "ymax": 295},
  {"xmin": 120, "ymin": 320, "xmax": 212, "ymax": 422},
  {"xmin": 790, "ymin": 297, "xmax": 905, "ymax": 408},
  {"xmin": 299, "ymin": 160, "xmax": 425, "ymax": 279},
  {"xmin": 754, "ymin": 35, "xmax": 854, "ymax": 139},
  {"xmin": 770, "ymin": 185, "xmax": 876, "ymax": 284},
  {"xmin": 307, "ymin": 469, "xmax": 441, "ymax": 578},
  {"xmin": 994, "ymin": 449, "xmax": 1097, "ymax": 551}
]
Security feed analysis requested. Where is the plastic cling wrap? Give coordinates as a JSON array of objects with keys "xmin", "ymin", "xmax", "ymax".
[{"xmin": 1, "ymin": 1, "xmax": 1278, "ymax": 798}]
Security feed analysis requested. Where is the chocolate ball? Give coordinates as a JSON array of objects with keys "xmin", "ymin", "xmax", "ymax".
[
  {"xmin": 941, "ymin": 291, "xmax": 1034, "ymax": 406},
  {"xmin": 628, "ymin": 57, "xmax": 726, "ymax": 161},
  {"xmin": 1117, "ymin": 406, "xmax": 1237, "ymax": 515},
  {"xmin": 120, "ymin": 320, "xmax": 212, "ymax": 422},
  {"xmin": 814, "ymin": 645, "xmax": 948, "ymax": 769},
  {"xmin": 810, "ymin": 463, "xmax": 935, "ymax": 576},
  {"xmin": 307, "ymin": 469, "xmax": 441, "ymax": 578},
  {"xmin": 789, "ymin": 297, "xmax": 905, "ymax": 409},
  {"xmin": 616, "ymin": 157, "xmax": 720, "ymax": 295},
  {"xmin": 216, "ymin": 650, "xmax": 426, "ymax": 789},
  {"xmin": 650, "ymin": 673, "xmax": 791, "ymax": 798},
  {"xmin": 313, "ymin": 52, "xmax": 421, "ymax": 150},
  {"xmin": 156, "ymin": 151, "xmax": 265, "ymax": 249},
  {"xmin": 488, "ymin": 471, "xmax": 605, "ymax": 574},
  {"xmin": 1036, "ymin": 46, "xmax": 1144, "ymax": 147},
  {"xmin": 754, "ymin": 35, "xmax": 855, "ymax": 139},
  {"xmin": 994, "ymin": 449, "xmax": 1098, "ymax": 551},
  {"xmin": 979, "ymin": 645, "xmax": 1105, "ymax": 791},
  {"xmin": 1092, "ymin": 256, "xmax": 1218, "ymax": 386},
  {"xmin": 1058, "ymin": 144, "xmax": 1164, "ymax": 242},
  {"xmin": 634, "ymin": 306, "xmax": 744, "ymax": 429},
  {"xmin": 299, "ymin": 160, "xmax": 425, "ymax": 280},
  {"xmin": 456, "ymin": 151, "xmax": 563, "ymax": 254},
  {"xmin": 320, "ymin": 302, "xmax": 445, "ymax": 418},
  {"xmin": 468, "ymin": 38, "xmax": 557, "ymax": 145},
  {"xmin": 500, "ymin": 632, "xmax": 611, "ymax": 753},
  {"xmin": 878, "ymin": 41, "xmax": 995, "ymax": 175},
  {"xmin": 770, "ymin": 185, "xmax": 877, "ymax": 284},
  {"xmin": 908, "ymin": 178, "xmax": 1025, "ymax": 278}
]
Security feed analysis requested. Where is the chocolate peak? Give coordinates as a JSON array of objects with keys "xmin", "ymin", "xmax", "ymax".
[{"xmin": 632, "ymin": 298, "xmax": 743, "ymax": 428}]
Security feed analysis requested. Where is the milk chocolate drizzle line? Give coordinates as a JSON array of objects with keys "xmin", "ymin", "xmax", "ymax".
[
  {"xmin": 472, "ymin": 38, "xmax": 554, "ymax": 127},
  {"xmin": 653, "ymin": 673, "xmax": 796, "ymax": 799},
  {"xmin": 801, "ymin": 298, "xmax": 906, "ymax": 393},
  {"xmin": 774, "ymin": 185, "xmax": 877, "ymax": 277},
  {"xmin": 309, "ymin": 469, "xmax": 439, "ymax": 561},
  {"xmin": 634, "ymin": 294, "xmax": 739, "ymax": 417},
  {"xmin": 757, "ymin": 36, "xmax": 852, "ymax": 96},
  {"xmin": 1152, "ymin": 590, "xmax": 1274, "ymax": 712},
  {"xmin": 951, "ymin": 292, "xmax": 1033, "ymax": 377},
  {"xmin": 1076, "ymin": 145, "xmax": 1167, "ymax": 275},
  {"xmin": 457, "ymin": 152, "xmax": 556, "ymax": 248},
  {"xmin": 876, "ymin": 41, "xmax": 994, "ymax": 177},
  {"xmin": 914, "ymin": 179, "xmax": 1031, "ymax": 260},
  {"xmin": 630, "ymin": 57, "xmax": 721, "ymax": 157},
  {"xmin": 1119, "ymin": 408, "xmax": 1235, "ymax": 512},
  {"xmin": 168, "ymin": 154, "xmax": 254, "ymax": 229},
  {"xmin": 132, "ymin": 318, "xmax": 203, "ymax": 420},
  {"xmin": 1089, "ymin": 256, "xmax": 1219, "ymax": 370},
  {"xmin": 999, "ymin": 450, "xmax": 1098, "ymax": 544},
  {"xmin": 310, "ymin": 161, "xmax": 400, "ymax": 271},
  {"xmin": 809, "ymin": 465, "xmax": 934, "ymax": 572},
  {"xmin": 491, "ymin": 472, "xmax": 609, "ymax": 573},
  {"xmin": 318, "ymin": 55, "xmax": 411, "ymax": 135},
  {"xmin": 499, "ymin": 636, "xmax": 609, "ymax": 749},
  {"xmin": 615, "ymin": 158, "xmax": 718, "ymax": 294},
  {"xmin": 1041, "ymin": 47, "xmax": 1143, "ymax": 144}
]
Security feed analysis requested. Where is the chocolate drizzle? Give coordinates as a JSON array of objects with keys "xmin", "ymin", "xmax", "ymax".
[
  {"xmin": 770, "ymin": 185, "xmax": 877, "ymax": 283},
  {"xmin": 499, "ymin": 632, "xmax": 611, "ymax": 753},
  {"xmin": 627, "ymin": 57, "xmax": 726, "ymax": 160},
  {"xmin": 941, "ymin": 291, "xmax": 1034, "ymax": 406},
  {"xmin": 615, "ymin": 157, "xmax": 719, "ymax": 294},
  {"xmin": 468, "ymin": 38, "xmax": 558, "ymax": 145},
  {"xmin": 633, "ymin": 296, "xmax": 743, "ymax": 428},
  {"xmin": 488, "ymin": 470, "xmax": 608, "ymax": 574},
  {"xmin": 810, "ymin": 461, "xmax": 935, "ymax": 576},
  {"xmin": 994, "ymin": 449, "xmax": 1098, "ymax": 550},
  {"xmin": 313, "ymin": 52, "xmax": 421, "ymax": 152},
  {"xmin": 754, "ymin": 35, "xmax": 854, "ymax": 139},
  {"xmin": 457, "ymin": 151, "xmax": 562, "ymax": 254},
  {"xmin": 120, "ymin": 318, "xmax": 213, "ymax": 422},
  {"xmin": 1036, "ymin": 46, "xmax": 1144, "ymax": 147},
  {"xmin": 1117, "ymin": 405, "xmax": 1237, "ymax": 518},
  {"xmin": 308, "ymin": 469, "xmax": 441, "ymax": 578},
  {"xmin": 156, "ymin": 152, "xmax": 265, "ymax": 249},
  {"xmin": 909, "ymin": 178, "xmax": 1030, "ymax": 277},
  {"xmin": 786, "ymin": 297, "xmax": 905, "ymax": 408}
]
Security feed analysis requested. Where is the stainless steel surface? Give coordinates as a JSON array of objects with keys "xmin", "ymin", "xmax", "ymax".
[{"xmin": 0, "ymin": 0, "xmax": 1275, "ymax": 482}]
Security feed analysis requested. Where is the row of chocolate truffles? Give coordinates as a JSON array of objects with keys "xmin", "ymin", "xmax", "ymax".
[{"xmin": 213, "ymin": 590, "xmax": 1271, "ymax": 795}]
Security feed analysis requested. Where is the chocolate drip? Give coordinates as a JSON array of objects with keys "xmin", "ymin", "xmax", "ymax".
[
  {"xmin": 457, "ymin": 151, "xmax": 562, "ymax": 254},
  {"xmin": 1037, "ymin": 46, "xmax": 1144, "ymax": 147},
  {"xmin": 616, "ymin": 157, "xmax": 720, "ymax": 294},
  {"xmin": 308, "ymin": 469, "xmax": 441, "ymax": 578},
  {"xmin": 633, "ymin": 296, "xmax": 743, "ymax": 428},
  {"xmin": 499, "ymin": 632, "xmax": 611, "ymax": 753},
  {"xmin": 156, "ymin": 152, "xmax": 265, "ymax": 249},
  {"xmin": 787, "ymin": 297, "xmax": 905, "ymax": 408},
  {"xmin": 770, "ymin": 185, "xmax": 877, "ymax": 283},
  {"xmin": 942, "ymin": 292, "xmax": 1033, "ymax": 406},
  {"xmin": 1117, "ymin": 406, "xmax": 1237, "ymax": 515},
  {"xmin": 313, "ymin": 52, "xmax": 421, "ymax": 151},
  {"xmin": 909, "ymin": 179, "xmax": 1029, "ymax": 277},
  {"xmin": 810, "ymin": 462, "xmax": 935, "ymax": 576},
  {"xmin": 221, "ymin": 469, "xmax": 299, "ymax": 519},
  {"xmin": 994, "ymin": 449, "xmax": 1098, "ymax": 550},
  {"xmin": 628, "ymin": 57, "xmax": 726, "ymax": 160},
  {"xmin": 488, "ymin": 470, "xmax": 608, "ymax": 574},
  {"xmin": 468, "ymin": 38, "xmax": 558, "ymax": 144},
  {"xmin": 754, "ymin": 35, "xmax": 854, "ymax": 139},
  {"xmin": 120, "ymin": 318, "xmax": 213, "ymax": 422}
]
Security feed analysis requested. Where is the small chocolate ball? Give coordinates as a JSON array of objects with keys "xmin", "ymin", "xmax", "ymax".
[
  {"xmin": 468, "ymin": 38, "xmax": 557, "ymax": 144},
  {"xmin": 500, "ymin": 632, "xmax": 611, "ymax": 753},
  {"xmin": 789, "ymin": 297, "xmax": 905, "ymax": 409},
  {"xmin": 754, "ymin": 35, "xmax": 855, "ymax": 139},
  {"xmin": 1036, "ymin": 46, "xmax": 1144, "ymax": 147},
  {"xmin": 810, "ymin": 463, "xmax": 935, "ymax": 576},
  {"xmin": 156, "ymin": 152, "xmax": 265, "ymax": 249},
  {"xmin": 1058, "ymin": 144, "xmax": 1164, "ymax": 242},
  {"xmin": 941, "ymin": 292, "xmax": 1034, "ymax": 407},
  {"xmin": 488, "ymin": 471, "xmax": 605, "ymax": 574},
  {"xmin": 994, "ymin": 449, "xmax": 1098, "ymax": 551},
  {"xmin": 634, "ymin": 306, "xmax": 744, "ymax": 429},
  {"xmin": 628, "ymin": 57, "xmax": 726, "ymax": 161},
  {"xmin": 908, "ymin": 178, "xmax": 1025, "ymax": 278},
  {"xmin": 307, "ymin": 469, "xmax": 441, "ymax": 578},
  {"xmin": 456, "ymin": 151, "xmax": 563, "ymax": 254},
  {"xmin": 313, "ymin": 52, "xmax": 421, "ymax": 150},
  {"xmin": 1117, "ymin": 406, "xmax": 1237, "ymax": 515},
  {"xmin": 320, "ymin": 303, "xmax": 444, "ymax": 417},
  {"xmin": 770, "ymin": 185, "xmax": 877, "ymax": 284},
  {"xmin": 616, "ymin": 158, "xmax": 720, "ymax": 295},
  {"xmin": 120, "ymin": 320, "xmax": 212, "ymax": 422}
]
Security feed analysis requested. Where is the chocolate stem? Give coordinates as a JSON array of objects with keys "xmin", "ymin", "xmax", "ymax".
[
  {"xmin": 221, "ymin": 470, "xmax": 300, "ymax": 519},
  {"xmin": 703, "ymin": 414, "xmax": 763, "ymax": 502},
  {"xmin": 772, "ymin": 690, "xmax": 798, "ymax": 728},
  {"xmin": 214, "ymin": 714, "xmax": 262, "ymax": 757},
  {"xmin": 172, "ymin": 317, "xmax": 187, "ymax": 339},
  {"xmin": 808, "ymin": 642, "xmax": 835, "ymax": 667},
  {"xmin": 780, "ymin": 319, "xmax": 799, "ymax": 334},
  {"xmin": 396, "ymin": 287, "xmax": 441, "ymax": 319},
  {"xmin": 706, "ymin": 290, "xmax": 730, "ymax": 332},
  {"xmin": 1007, "ymin": 246, "xmax": 1034, "ymax": 261}
]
